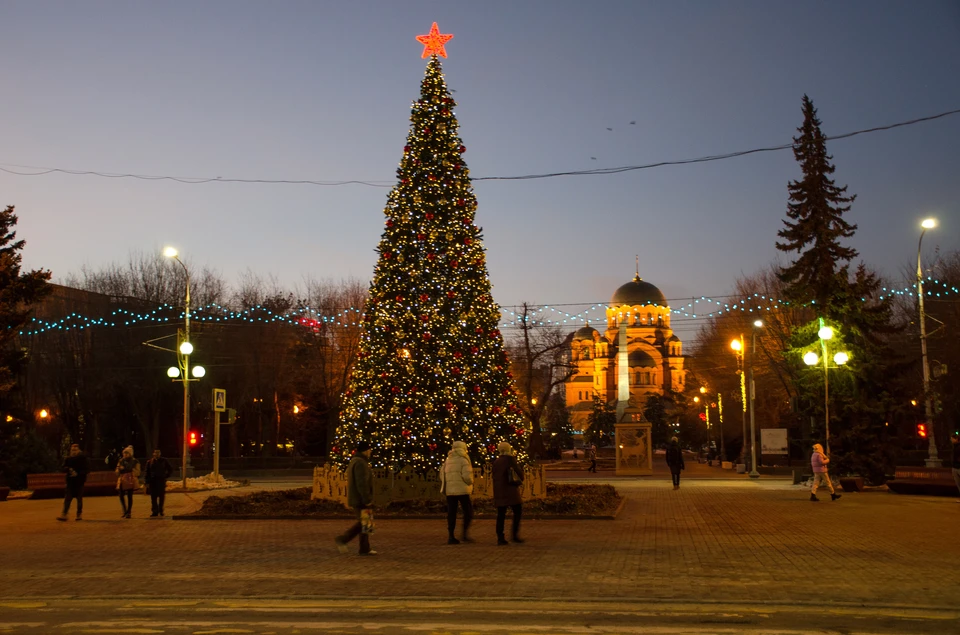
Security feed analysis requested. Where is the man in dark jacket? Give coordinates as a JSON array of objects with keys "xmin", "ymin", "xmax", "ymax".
[
  {"xmin": 144, "ymin": 449, "xmax": 173, "ymax": 517},
  {"xmin": 665, "ymin": 437, "xmax": 685, "ymax": 490},
  {"xmin": 493, "ymin": 442, "xmax": 524, "ymax": 545},
  {"xmin": 57, "ymin": 444, "xmax": 89, "ymax": 521},
  {"xmin": 335, "ymin": 441, "xmax": 375, "ymax": 555}
]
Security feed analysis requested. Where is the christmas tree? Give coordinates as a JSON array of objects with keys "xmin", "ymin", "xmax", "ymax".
[{"xmin": 332, "ymin": 25, "xmax": 527, "ymax": 471}]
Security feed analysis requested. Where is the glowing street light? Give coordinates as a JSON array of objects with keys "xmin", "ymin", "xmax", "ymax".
[
  {"xmin": 804, "ymin": 318, "xmax": 849, "ymax": 454},
  {"xmin": 165, "ymin": 245, "xmax": 194, "ymax": 487},
  {"xmin": 917, "ymin": 217, "xmax": 941, "ymax": 466}
]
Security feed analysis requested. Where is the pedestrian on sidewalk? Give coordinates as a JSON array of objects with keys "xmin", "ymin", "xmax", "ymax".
[
  {"xmin": 665, "ymin": 437, "xmax": 685, "ymax": 490},
  {"xmin": 440, "ymin": 440, "xmax": 474, "ymax": 544},
  {"xmin": 57, "ymin": 444, "xmax": 88, "ymax": 521},
  {"xmin": 493, "ymin": 442, "xmax": 524, "ymax": 545},
  {"xmin": 144, "ymin": 449, "xmax": 173, "ymax": 517},
  {"xmin": 810, "ymin": 443, "xmax": 840, "ymax": 502},
  {"xmin": 335, "ymin": 440, "xmax": 376, "ymax": 556},
  {"xmin": 951, "ymin": 435, "xmax": 960, "ymax": 503},
  {"xmin": 115, "ymin": 446, "xmax": 141, "ymax": 518},
  {"xmin": 587, "ymin": 443, "xmax": 597, "ymax": 473}
]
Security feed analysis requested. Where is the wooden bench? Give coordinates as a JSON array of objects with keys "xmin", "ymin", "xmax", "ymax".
[
  {"xmin": 886, "ymin": 467, "xmax": 958, "ymax": 497},
  {"xmin": 27, "ymin": 471, "xmax": 122, "ymax": 500}
]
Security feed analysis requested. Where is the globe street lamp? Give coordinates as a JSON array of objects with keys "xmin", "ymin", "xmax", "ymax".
[
  {"xmin": 164, "ymin": 246, "xmax": 195, "ymax": 488},
  {"xmin": 917, "ymin": 218, "xmax": 941, "ymax": 467},
  {"xmin": 803, "ymin": 320, "xmax": 849, "ymax": 455}
]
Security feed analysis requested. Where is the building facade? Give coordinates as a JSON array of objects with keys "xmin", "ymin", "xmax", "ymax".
[{"xmin": 565, "ymin": 274, "xmax": 686, "ymax": 429}]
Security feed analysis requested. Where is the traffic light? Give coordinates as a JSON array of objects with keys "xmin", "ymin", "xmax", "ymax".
[
  {"xmin": 917, "ymin": 423, "xmax": 927, "ymax": 438},
  {"xmin": 698, "ymin": 412, "xmax": 706, "ymax": 422},
  {"xmin": 189, "ymin": 431, "xmax": 198, "ymax": 446}
]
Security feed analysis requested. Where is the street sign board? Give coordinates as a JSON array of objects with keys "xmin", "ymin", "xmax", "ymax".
[
  {"xmin": 761, "ymin": 428, "xmax": 788, "ymax": 454},
  {"xmin": 213, "ymin": 388, "xmax": 226, "ymax": 412}
]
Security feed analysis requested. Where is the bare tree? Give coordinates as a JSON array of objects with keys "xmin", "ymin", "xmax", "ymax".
[{"xmin": 506, "ymin": 302, "xmax": 576, "ymax": 459}]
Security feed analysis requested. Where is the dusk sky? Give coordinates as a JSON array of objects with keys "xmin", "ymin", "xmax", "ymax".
[{"xmin": 3, "ymin": 1, "xmax": 958, "ymax": 341}]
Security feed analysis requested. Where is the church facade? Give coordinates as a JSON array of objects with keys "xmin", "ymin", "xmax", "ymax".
[{"xmin": 565, "ymin": 274, "xmax": 687, "ymax": 430}]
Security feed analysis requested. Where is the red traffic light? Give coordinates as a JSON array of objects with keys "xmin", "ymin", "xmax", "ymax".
[
  {"xmin": 189, "ymin": 431, "xmax": 198, "ymax": 445},
  {"xmin": 917, "ymin": 423, "xmax": 927, "ymax": 438},
  {"xmin": 698, "ymin": 412, "xmax": 706, "ymax": 422}
]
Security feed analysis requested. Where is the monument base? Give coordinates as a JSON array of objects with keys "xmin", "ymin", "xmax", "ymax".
[{"xmin": 615, "ymin": 422, "xmax": 653, "ymax": 476}]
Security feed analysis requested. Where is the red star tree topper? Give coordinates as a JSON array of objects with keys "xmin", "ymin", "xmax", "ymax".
[{"xmin": 416, "ymin": 22, "xmax": 454, "ymax": 58}]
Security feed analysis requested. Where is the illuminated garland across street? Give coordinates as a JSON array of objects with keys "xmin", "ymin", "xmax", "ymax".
[{"xmin": 17, "ymin": 278, "xmax": 958, "ymax": 337}]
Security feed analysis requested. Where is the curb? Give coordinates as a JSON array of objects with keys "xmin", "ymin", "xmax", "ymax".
[{"xmin": 171, "ymin": 497, "xmax": 625, "ymax": 522}]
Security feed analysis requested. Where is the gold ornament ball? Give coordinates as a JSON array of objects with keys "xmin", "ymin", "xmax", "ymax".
[{"xmin": 443, "ymin": 427, "xmax": 452, "ymax": 438}]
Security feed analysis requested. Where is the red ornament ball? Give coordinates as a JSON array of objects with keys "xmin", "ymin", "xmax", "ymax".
[
  {"xmin": 429, "ymin": 443, "xmax": 438, "ymax": 451},
  {"xmin": 452, "ymin": 367, "xmax": 461, "ymax": 375},
  {"xmin": 453, "ymin": 351, "xmax": 462, "ymax": 359},
  {"xmin": 470, "ymin": 346, "xmax": 478, "ymax": 354},
  {"xmin": 402, "ymin": 428, "xmax": 411, "ymax": 437},
  {"xmin": 464, "ymin": 238, "xmax": 472, "ymax": 245},
  {"xmin": 395, "ymin": 295, "xmax": 404, "ymax": 302},
  {"xmin": 492, "ymin": 407, "xmax": 501, "ymax": 414},
  {"xmin": 391, "ymin": 386, "xmax": 400, "ymax": 394},
  {"xmin": 403, "ymin": 145, "xmax": 410, "ymax": 152},
  {"xmin": 331, "ymin": 445, "xmax": 340, "ymax": 454},
  {"xmin": 423, "ymin": 332, "xmax": 432, "ymax": 340},
  {"xmin": 445, "ymin": 401, "xmax": 455, "ymax": 411},
  {"xmin": 459, "ymin": 145, "xmax": 467, "ymax": 153},
  {"xmin": 385, "ymin": 219, "xmax": 393, "ymax": 227},
  {"xmin": 447, "ymin": 291, "xmax": 456, "ymax": 298},
  {"xmin": 404, "ymin": 407, "xmax": 413, "ymax": 415},
  {"xmin": 425, "ymin": 212, "xmax": 434, "ymax": 220},
  {"xmin": 450, "ymin": 260, "xmax": 459, "ymax": 268},
  {"xmin": 419, "ymin": 293, "xmax": 429, "ymax": 302},
  {"xmin": 487, "ymin": 444, "xmax": 497, "ymax": 453},
  {"xmin": 473, "ymin": 385, "xmax": 480, "ymax": 393},
  {"xmin": 427, "ymin": 253, "xmax": 436, "ymax": 261},
  {"xmin": 417, "ymin": 233, "xmax": 425, "ymax": 241}
]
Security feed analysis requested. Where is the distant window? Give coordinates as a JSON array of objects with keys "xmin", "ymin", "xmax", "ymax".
[
  {"xmin": 582, "ymin": 346, "xmax": 591, "ymax": 360},
  {"xmin": 647, "ymin": 312, "xmax": 652, "ymax": 324}
]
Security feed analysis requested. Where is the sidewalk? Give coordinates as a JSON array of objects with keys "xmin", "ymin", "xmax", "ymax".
[{"xmin": 1, "ymin": 476, "xmax": 956, "ymax": 611}]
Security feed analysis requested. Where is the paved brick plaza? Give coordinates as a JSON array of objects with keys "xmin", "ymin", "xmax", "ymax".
[{"xmin": 1, "ymin": 476, "xmax": 957, "ymax": 611}]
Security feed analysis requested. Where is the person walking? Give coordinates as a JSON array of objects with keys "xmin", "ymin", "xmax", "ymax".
[
  {"xmin": 335, "ymin": 441, "xmax": 375, "ymax": 556},
  {"xmin": 665, "ymin": 437, "xmax": 685, "ymax": 490},
  {"xmin": 951, "ymin": 435, "xmax": 960, "ymax": 503},
  {"xmin": 492, "ymin": 442, "xmax": 524, "ymax": 545},
  {"xmin": 810, "ymin": 443, "xmax": 840, "ymax": 502},
  {"xmin": 440, "ymin": 440, "xmax": 474, "ymax": 544},
  {"xmin": 587, "ymin": 443, "xmax": 597, "ymax": 473},
  {"xmin": 144, "ymin": 449, "xmax": 173, "ymax": 517},
  {"xmin": 57, "ymin": 444, "xmax": 89, "ymax": 521},
  {"xmin": 115, "ymin": 446, "xmax": 141, "ymax": 518}
]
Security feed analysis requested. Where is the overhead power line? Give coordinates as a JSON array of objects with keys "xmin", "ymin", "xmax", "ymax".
[{"xmin": 1, "ymin": 107, "xmax": 957, "ymax": 188}]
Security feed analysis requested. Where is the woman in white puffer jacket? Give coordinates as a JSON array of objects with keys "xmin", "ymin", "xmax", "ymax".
[{"xmin": 441, "ymin": 441, "xmax": 474, "ymax": 544}]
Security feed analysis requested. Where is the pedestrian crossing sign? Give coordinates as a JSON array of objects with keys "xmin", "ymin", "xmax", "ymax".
[{"xmin": 213, "ymin": 388, "xmax": 226, "ymax": 412}]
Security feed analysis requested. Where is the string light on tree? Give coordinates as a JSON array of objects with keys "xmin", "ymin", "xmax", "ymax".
[{"xmin": 331, "ymin": 24, "xmax": 526, "ymax": 472}]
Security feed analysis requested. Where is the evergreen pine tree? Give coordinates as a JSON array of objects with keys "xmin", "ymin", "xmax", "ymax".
[
  {"xmin": 0, "ymin": 205, "xmax": 52, "ymax": 392},
  {"xmin": 332, "ymin": 56, "xmax": 526, "ymax": 471},
  {"xmin": 776, "ymin": 95, "xmax": 858, "ymax": 318}
]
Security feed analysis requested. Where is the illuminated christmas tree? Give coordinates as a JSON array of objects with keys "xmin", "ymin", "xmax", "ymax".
[{"xmin": 332, "ymin": 24, "xmax": 527, "ymax": 471}]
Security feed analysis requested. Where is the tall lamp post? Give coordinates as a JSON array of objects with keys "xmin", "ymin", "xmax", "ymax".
[
  {"xmin": 164, "ymin": 247, "xmax": 204, "ymax": 488},
  {"xmin": 803, "ymin": 319, "xmax": 849, "ymax": 455},
  {"xmin": 730, "ymin": 336, "xmax": 747, "ymax": 467},
  {"xmin": 748, "ymin": 320, "xmax": 763, "ymax": 478},
  {"xmin": 917, "ymin": 218, "xmax": 941, "ymax": 467}
]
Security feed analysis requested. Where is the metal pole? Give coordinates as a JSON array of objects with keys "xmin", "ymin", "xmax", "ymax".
[
  {"xmin": 821, "ymin": 335, "xmax": 830, "ymax": 456},
  {"xmin": 749, "ymin": 329, "xmax": 759, "ymax": 478},
  {"xmin": 181, "ymin": 261, "xmax": 191, "ymax": 488},
  {"xmin": 717, "ymin": 393, "xmax": 725, "ymax": 462},
  {"xmin": 917, "ymin": 231, "xmax": 941, "ymax": 466},
  {"xmin": 739, "ymin": 334, "xmax": 747, "ymax": 466},
  {"xmin": 213, "ymin": 411, "xmax": 220, "ymax": 482}
]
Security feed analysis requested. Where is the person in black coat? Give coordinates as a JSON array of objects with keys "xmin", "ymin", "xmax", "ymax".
[
  {"xmin": 144, "ymin": 449, "xmax": 173, "ymax": 517},
  {"xmin": 492, "ymin": 442, "xmax": 524, "ymax": 545},
  {"xmin": 665, "ymin": 437, "xmax": 685, "ymax": 490},
  {"xmin": 57, "ymin": 444, "xmax": 89, "ymax": 521}
]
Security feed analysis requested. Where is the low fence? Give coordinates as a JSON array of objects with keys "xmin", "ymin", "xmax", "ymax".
[{"xmin": 313, "ymin": 462, "xmax": 546, "ymax": 506}]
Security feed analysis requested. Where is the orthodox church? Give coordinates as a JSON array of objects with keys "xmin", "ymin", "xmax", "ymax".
[{"xmin": 565, "ymin": 273, "xmax": 687, "ymax": 430}]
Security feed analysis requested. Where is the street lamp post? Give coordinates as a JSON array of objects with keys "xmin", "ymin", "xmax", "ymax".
[
  {"xmin": 748, "ymin": 320, "xmax": 763, "ymax": 478},
  {"xmin": 803, "ymin": 319, "xmax": 848, "ymax": 455},
  {"xmin": 731, "ymin": 336, "xmax": 747, "ymax": 467},
  {"xmin": 164, "ymin": 247, "xmax": 193, "ymax": 488},
  {"xmin": 917, "ymin": 218, "xmax": 941, "ymax": 467}
]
